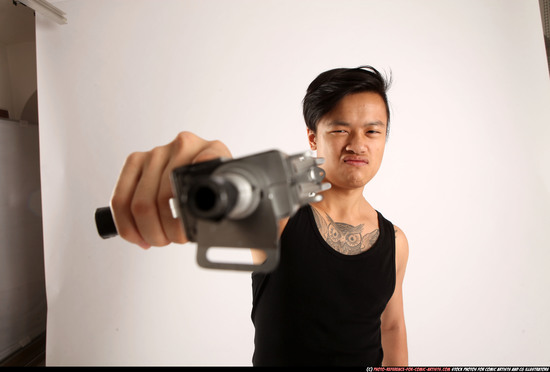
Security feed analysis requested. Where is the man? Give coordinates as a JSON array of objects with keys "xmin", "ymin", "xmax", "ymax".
[{"xmin": 110, "ymin": 66, "xmax": 408, "ymax": 366}]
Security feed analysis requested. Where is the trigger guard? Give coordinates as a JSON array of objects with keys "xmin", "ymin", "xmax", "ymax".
[{"xmin": 196, "ymin": 245, "xmax": 279, "ymax": 272}]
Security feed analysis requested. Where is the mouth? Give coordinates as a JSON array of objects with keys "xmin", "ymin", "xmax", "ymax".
[{"xmin": 342, "ymin": 156, "xmax": 369, "ymax": 166}]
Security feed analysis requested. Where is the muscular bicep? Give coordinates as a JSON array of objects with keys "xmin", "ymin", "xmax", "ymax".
[
  {"xmin": 380, "ymin": 225, "xmax": 410, "ymax": 366},
  {"xmin": 393, "ymin": 225, "xmax": 409, "ymax": 281},
  {"xmin": 381, "ymin": 225, "xmax": 409, "ymax": 330}
]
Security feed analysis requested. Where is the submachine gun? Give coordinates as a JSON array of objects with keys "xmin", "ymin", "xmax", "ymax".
[{"xmin": 95, "ymin": 150, "xmax": 329, "ymax": 272}]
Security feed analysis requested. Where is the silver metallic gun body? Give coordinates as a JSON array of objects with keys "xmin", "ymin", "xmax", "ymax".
[{"xmin": 169, "ymin": 150, "xmax": 329, "ymax": 272}]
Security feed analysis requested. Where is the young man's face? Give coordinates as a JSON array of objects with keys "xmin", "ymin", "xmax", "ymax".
[{"xmin": 308, "ymin": 91, "xmax": 388, "ymax": 191}]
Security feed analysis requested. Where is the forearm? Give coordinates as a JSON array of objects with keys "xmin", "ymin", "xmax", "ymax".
[{"xmin": 381, "ymin": 325, "xmax": 408, "ymax": 366}]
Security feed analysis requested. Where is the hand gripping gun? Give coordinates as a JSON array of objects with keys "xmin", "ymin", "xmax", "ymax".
[{"xmin": 95, "ymin": 150, "xmax": 329, "ymax": 272}]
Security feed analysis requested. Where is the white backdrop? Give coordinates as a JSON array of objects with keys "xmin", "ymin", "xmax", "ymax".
[{"xmin": 36, "ymin": 0, "xmax": 550, "ymax": 366}]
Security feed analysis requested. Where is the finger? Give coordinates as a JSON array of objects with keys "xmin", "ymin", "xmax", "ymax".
[
  {"xmin": 110, "ymin": 152, "xmax": 151, "ymax": 249},
  {"xmin": 131, "ymin": 145, "xmax": 172, "ymax": 247}
]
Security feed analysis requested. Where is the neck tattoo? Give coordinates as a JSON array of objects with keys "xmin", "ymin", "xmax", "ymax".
[{"xmin": 311, "ymin": 207, "xmax": 380, "ymax": 255}]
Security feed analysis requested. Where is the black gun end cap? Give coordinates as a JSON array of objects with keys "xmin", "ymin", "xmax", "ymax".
[{"xmin": 95, "ymin": 207, "xmax": 118, "ymax": 239}]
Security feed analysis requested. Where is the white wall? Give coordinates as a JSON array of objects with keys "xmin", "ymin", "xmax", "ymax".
[{"xmin": 36, "ymin": 0, "xmax": 550, "ymax": 366}]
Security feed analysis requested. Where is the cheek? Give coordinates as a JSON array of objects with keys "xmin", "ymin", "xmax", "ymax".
[
  {"xmin": 316, "ymin": 147, "xmax": 339, "ymax": 167},
  {"xmin": 371, "ymin": 146, "xmax": 386, "ymax": 168},
  {"xmin": 371, "ymin": 140, "xmax": 386, "ymax": 155},
  {"xmin": 316, "ymin": 138, "xmax": 343, "ymax": 156}
]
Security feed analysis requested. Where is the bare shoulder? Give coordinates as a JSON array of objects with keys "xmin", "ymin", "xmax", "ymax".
[
  {"xmin": 393, "ymin": 224, "xmax": 410, "ymax": 272},
  {"xmin": 393, "ymin": 225, "xmax": 408, "ymax": 245}
]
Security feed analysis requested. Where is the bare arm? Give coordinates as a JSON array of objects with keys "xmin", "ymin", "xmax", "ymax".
[{"xmin": 380, "ymin": 225, "xmax": 409, "ymax": 366}]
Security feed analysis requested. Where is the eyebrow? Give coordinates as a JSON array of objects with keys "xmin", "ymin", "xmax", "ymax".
[{"xmin": 327, "ymin": 120, "xmax": 386, "ymax": 127}]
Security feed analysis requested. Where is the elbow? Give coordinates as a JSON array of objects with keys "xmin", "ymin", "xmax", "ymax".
[{"xmin": 381, "ymin": 316, "xmax": 406, "ymax": 334}]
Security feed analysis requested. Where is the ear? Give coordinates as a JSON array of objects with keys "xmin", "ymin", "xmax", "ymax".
[{"xmin": 307, "ymin": 128, "xmax": 317, "ymax": 150}]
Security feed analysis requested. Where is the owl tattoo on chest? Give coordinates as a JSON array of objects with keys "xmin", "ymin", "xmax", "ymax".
[{"xmin": 312, "ymin": 207, "xmax": 380, "ymax": 255}]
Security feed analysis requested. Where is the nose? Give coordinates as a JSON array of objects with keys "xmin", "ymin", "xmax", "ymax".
[{"xmin": 345, "ymin": 132, "xmax": 367, "ymax": 154}]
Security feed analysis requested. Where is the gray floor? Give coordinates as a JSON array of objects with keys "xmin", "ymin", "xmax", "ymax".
[{"xmin": 0, "ymin": 333, "xmax": 46, "ymax": 367}]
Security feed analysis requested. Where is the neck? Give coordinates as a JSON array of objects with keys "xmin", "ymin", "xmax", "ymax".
[{"xmin": 312, "ymin": 184, "xmax": 371, "ymax": 220}]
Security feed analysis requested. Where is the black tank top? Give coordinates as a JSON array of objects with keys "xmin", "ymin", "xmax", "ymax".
[{"xmin": 251, "ymin": 204, "xmax": 396, "ymax": 366}]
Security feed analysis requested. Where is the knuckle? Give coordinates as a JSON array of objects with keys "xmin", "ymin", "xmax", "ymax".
[
  {"xmin": 209, "ymin": 139, "xmax": 224, "ymax": 149},
  {"xmin": 153, "ymin": 144, "xmax": 170, "ymax": 156},
  {"xmin": 149, "ymin": 145, "xmax": 162, "ymax": 157},
  {"xmin": 125, "ymin": 151, "xmax": 145, "ymax": 167},
  {"xmin": 173, "ymin": 131, "xmax": 197, "ymax": 149},
  {"xmin": 117, "ymin": 225, "xmax": 135, "ymax": 241},
  {"xmin": 110, "ymin": 195, "xmax": 127, "ymax": 212},
  {"xmin": 130, "ymin": 198, "xmax": 155, "ymax": 218},
  {"xmin": 147, "ymin": 145, "xmax": 167, "ymax": 165},
  {"xmin": 209, "ymin": 139, "xmax": 231, "ymax": 157}
]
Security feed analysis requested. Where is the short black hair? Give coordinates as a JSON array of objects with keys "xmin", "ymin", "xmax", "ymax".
[{"xmin": 302, "ymin": 65, "xmax": 392, "ymax": 135}]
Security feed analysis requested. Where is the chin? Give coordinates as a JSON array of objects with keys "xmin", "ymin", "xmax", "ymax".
[
  {"xmin": 332, "ymin": 176, "xmax": 370, "ymax": 190},
  {"xmin": 325, "ymin": 168, "xmax": 376, "ymax": 190}
]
